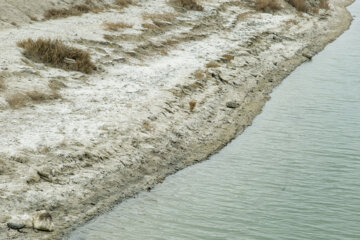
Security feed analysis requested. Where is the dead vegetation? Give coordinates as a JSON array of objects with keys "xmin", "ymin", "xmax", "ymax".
[
  {"xmin": 17, "ymin": 38, "xmax": 95, "ymax": 74},
  {"xmin": 189, "ymin": 100, "xmax": 197, "ymax": 111},
  {"xmin": 44, "ymin": 4, "xmax": 102, "ymax": 19},
  {"xmin": 171, "ymin": 0, "xmax": 203, "ymax": 11},
  {"xmin": 114, "ymin": 0, "xmax": 136, "ymax": 8},
  {"xmin": 5, "ymin": 93, "xmax": 30, "ymax": 108},
  {"xmin": 255, "ymin": 0, "xmax": 282, "ymax": 11},
  {"xmin": 142, "ymin": 12, "xmax": 177, "ymax": 22},
  {"xmin": 194, "ymin": 69, "xmax": 205, "ymax": 80},
  {"xmin": 26, "ymin": 89, "xmax": 61, "ymax": 102},
  {"xmin": 103, "ymin": 21, "xmax": 133, "ymax": 31},
  {"xmin": 206, "ymin": 61, "xmax": 220, "ymax": 68},
  {"xmin": 287, "ymin": 0, "xmax": 308, "ymax": 12},
  {"xmin": 319, "ymin": 0, "xmax": 329, "ymax": 9},
  {"xmin": 6, "ymin": 89, "xmax": 61, "ymax": 109},
  {"xmin": 222, "ymin": 54, "xmax": 235, "ymax": 62}
]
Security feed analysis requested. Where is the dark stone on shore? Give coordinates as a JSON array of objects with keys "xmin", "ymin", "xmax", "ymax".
[
  {"xmin": 7, "ymin": 222, "xmax": 25, "ymax": 230},
  {"xmin": 226, "ymin": 101, "xmax": 240, "ymax": 109}
]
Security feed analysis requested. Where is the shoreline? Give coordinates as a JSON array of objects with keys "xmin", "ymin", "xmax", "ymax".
[{"xmin": 0, "ymin": 1, "xmax": 355, "ymax": 239}]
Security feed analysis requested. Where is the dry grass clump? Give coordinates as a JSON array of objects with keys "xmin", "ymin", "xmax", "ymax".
[
  {"xmin": 6, "ymin": 93, "xmax": 29, "ymax": 108},
  {"xmin": 206, "ymin": 61, "xmax": 219, "ymax": 68},
  {"xmin": 287, "ymin": 0, "xmax": 308, "ymax": 12},
  {"xmin": 189, "ymin": 100, "xmax": 197, "ymax": 111},
  {"xmin": 26, "ymin": 90, "xmax": 61, "ymax": 102},
  {"xmin": 255, "ymin": 0, "xmax": 282, "ymax": 11},
  {"xmin": 114, "ymin": 0, "xmax": 135, "ymax": 8},
  {"xmin": 194, "ymin": 69, "xmax": 205, "ymax": 80},
  {"xmin": 17, "ymin": 38, "xmax": 95, "ymax": 74},
  {"xmin": 103, "ymin": 21, "xmax": 133, "ymax": 31},
  {"xmin": 319, "ymin": 0, "xmax": 329, "ymax": 9},
  {"xmin": 222, "ymin": 54, "xmax": 235, "ymax": 62},
  {"xmin": 142, "ymin": 12, "xmax": 177, "ymax": 22},
  {"xmin": 6, "ymin": 89, "xmax": 61, "ymax": 108},
  {"xmin": 172, "ymin": 0, "xmax": 203, "ymax": 11},
  {"xmin": 44, "ymin": 4, "xmax": 100, "ymax": 19}
]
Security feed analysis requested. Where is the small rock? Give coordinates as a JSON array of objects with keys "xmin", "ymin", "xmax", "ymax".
[
  {"xmin": 226, "ymin": 101, "xmax": 240, "ymax": 109},
  {"xmin": 302, "ymin": 48, "xmax": 312, "ymax": 60},
  {"xmin": 7, "ymin": 222, "xmax": 25, "ymax": 230},
  {"xmin": 32, "ymin": 210, "xmax": 54, "ymax": 232}
]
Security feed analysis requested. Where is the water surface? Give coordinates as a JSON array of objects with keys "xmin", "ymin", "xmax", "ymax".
[{"xmin": 69, "ymin": 2, "xmax": 360, "ymax": 239}]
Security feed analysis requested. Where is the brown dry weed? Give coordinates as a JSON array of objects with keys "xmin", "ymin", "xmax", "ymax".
[
  {"xmin": 44, "ymin": 4, "xmax": 101, "ymax": 19},
  {"xmin": 172, "ymin": 0, "xmax": 203, "ymax": 11},
  {"xmin": 103, "ymin": 21, "xmax": 133, "ymax": 31},
  {"xmin": 115, "ymin": 0, "xmax": 135, "ymax": 8},
  {"xmin": 189, "ymin": 100, "xmax": 197, "ymax": 111},
  {"xmin": 6, "ymin": 93, "xmax": 30, "ymax": 108},
  {"xmin": 206, "ymin": 61, "xmax": 219, "ymax": 68},
  {"xmin": 142, "ymin": 12, "xmax": 177, "ymax": 22},
  {"xmin": 319, "ymin": 0, "xmax": 329, "ymax": 9},
  {"xmin": 255, "ymin": 0, "xmax": 282, "ymax": 11},
  {"xmin": 17, "ymin": 38, "xmax": 95, "ymax": 74},
  {"xmin": 287, "ymin": 0, "xmax": 308, "ymax": 12}
]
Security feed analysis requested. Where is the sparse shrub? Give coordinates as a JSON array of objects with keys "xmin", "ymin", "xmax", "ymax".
[
  {"xmin": 172, "ymin": 0, "xmax": 203, "ymax": 11},
  {"xmin": 142, "ymin": 12, "xmax": 177, "ymax": 22},
  {"xmin": 26, "ymin": 90, "xmax": 61, "ymax": 102},
  {"xmin": 6, "ymin": 93, "xmax": 30, "ymax": 108},
  {"xmin": 255, "ymin": 0, "xmax": 282, "ymax": 11},
  {"xmin": 312, "ymin": 7, "xmax": 319, "ymax": 14},
  {"xmin": 103, "ymin": 21, "xmax": 133, "ymax": 31},
  {"xmin": 44, "ymin": 4, "xmax": 101, "ymax": 19},
  {"xmin": 194, "ymin": 69, "xmax": 205, "ymax": 80},
  {"xmin": 206, "ymin": 61, "xmax": 219, "ymax": 68},
  {"xmin": 48, "ymin": 79, "xmax": 67, "ymax": 90},
  {"xmin": 17, "ymin": 38, "xmax": 95, "ymax": 74},
  {"xmin": 6, "ymin": 89, "xmax": 61, "ymax": 108},
  {"xmin": 319, "ymin": 0, "xmax": 329, "ymax": 9},
  {"xmin": 287, "ymin": 0, "xmax": 308, "ymax": 12},
  {"xmin": 189, "ymin": 100, "xmax": 197, "ymax": 111},
  {"xmin": 114, "ymin": 0, "xmax": 135, "ymax": 8},
  {"xmin": 222, "ymin": 54, "xmax": 235, "ymax": 62}
]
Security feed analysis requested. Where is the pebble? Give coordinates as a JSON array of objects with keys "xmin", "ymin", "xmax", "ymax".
[
  {"xmin": 226, "ymin": 101, "xmax": 240, "ymax": 109},
  {"xmin": 7, "ymin": 222, "xmax": 25, "ymax": 230}
]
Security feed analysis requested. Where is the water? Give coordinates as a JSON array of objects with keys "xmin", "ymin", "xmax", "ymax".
[{"xmin": 68, "ymin": 2, "xmax": 360, "ymax": 240}]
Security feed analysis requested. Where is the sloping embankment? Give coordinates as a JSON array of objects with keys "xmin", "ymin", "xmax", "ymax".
[{"xmin": 0, "ymin": 0, "xmax": 354, "ymax": 239}]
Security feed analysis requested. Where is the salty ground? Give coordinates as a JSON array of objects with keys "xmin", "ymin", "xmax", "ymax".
[{"xmin": 0, "ymin": 0, "xmax": 354, "ymax": 239}]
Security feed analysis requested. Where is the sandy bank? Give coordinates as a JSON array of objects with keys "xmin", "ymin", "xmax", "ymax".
[{"xmin": 0, "ymin": 0, "xmax": 354, "ymax": 239}]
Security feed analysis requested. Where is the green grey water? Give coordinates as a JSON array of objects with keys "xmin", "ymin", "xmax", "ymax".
[{"xmin": 68, "ymin": 2, "xmax": 360, "ymax": 239}]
